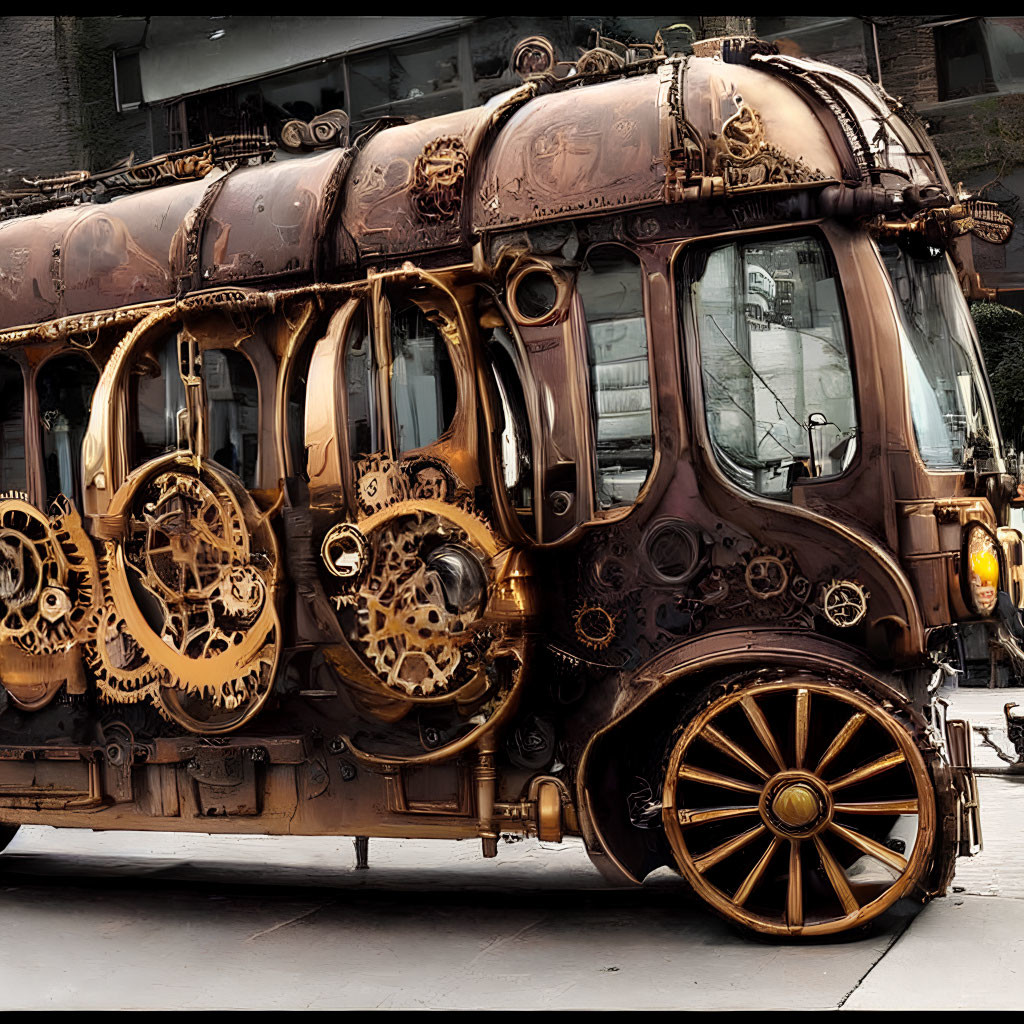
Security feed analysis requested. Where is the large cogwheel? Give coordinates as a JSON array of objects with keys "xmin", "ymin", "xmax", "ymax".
[
  {"xmin": 101, "ymin": 459, "xmax": 281, "ymax": 733},
  {"xmin": 329, "ymin": 499, "xmax": 506, "ymax": 701},
  {"xmin": 0, "ymin": 495, "xmax": 100, "ymax": 655}
]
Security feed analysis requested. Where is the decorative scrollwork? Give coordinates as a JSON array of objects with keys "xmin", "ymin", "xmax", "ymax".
[
  {"xmin": 961, "ymin": 198, "xmax": 1014, "ymax": 244},
  {"xmin": 821, "ymin": 579, "xmax": 870, "ymax": 628},
  {"xmin": 511, "ymin": 36, "xmax": 557, "ymax": 79},
  {"xmin": 410, "ymin": 136, "xmax": 469, "ymax": 222},
  {"xmin": 576, "ymin": 48, "xmax": 626, "ymax": 76},
  {"xmin": 321, "ymin": 523, "xmax": 369, "ymax": 583},
  {"xmin": 712, "ymin": 104, "xmax": 828, "ymax": 189}
]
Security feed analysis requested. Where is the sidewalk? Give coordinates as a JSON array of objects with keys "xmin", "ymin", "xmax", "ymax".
[{"xmin": 842, "ymin": 686, "xmax": 1024, "ymax": 1010}]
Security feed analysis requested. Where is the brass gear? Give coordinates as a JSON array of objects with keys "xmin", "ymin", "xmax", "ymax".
[
  {"xmin": 332, "ymin": 498, "xmax": 508, "ymax": 702},
  {"xmin": 101, "ymin": 457, "xmax": 280, "ymax": 733},
  {"xmin": 85, "ymin": 602, "xmax": 166, "ymax": 705},
  {"xmin": 573, "ymin": 603, "xmax": 617, "ymax": 650},
  {"xmin": 355, "ymin": 454, "xmax": 403, "ymax": 516},
  {"xmin": 744, "ymin": 551, "xmax": 791, "ymax": 601},
  {"xmin": 0, "ymin": 496, "xmax": 99, "ymax": 655}
]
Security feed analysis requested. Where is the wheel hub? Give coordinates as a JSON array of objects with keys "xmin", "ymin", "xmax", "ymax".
[
  {"xmin": 759, "ymin": 770, "xmax": 832, "ymax": 837},
  {"xmin": 773, "ymin": 783, "xmax": 819, "ymax": 827}
]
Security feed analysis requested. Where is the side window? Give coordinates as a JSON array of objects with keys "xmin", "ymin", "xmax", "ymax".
[
  {"xmin": 689, "ymin": 235, "xmax": 857, "ymax": 499},
  {"xmin": 205, "ymin": 349, "xmax": 259, "ymax": 488},
  {"xmin": 130, "ymin": 333, "xmax": 186, "ymax": 469},
  {"xmin": 287, "ymin": 338, "xmax": 314, "ymax": 479},
  {"xmin": 0, "ymin": 356, "xmax": 26, "ymax": 493},
  {"xmin": 37, "ymin": 354, "xmax": 99, "ymax": 508},
  {"xmin": 346, "ymin": 304, "xmax": 381, "ymax": 459},
  {"xmin": 389, "ymin": 302, "xmax": 456, "ymax": 454},
  {"xmin": 578, "ymin": 246, "xmax": 654, "ymax": 509},
  {"xmin": 479, "ymin": 293, "xmax": 534, "ymax": 532}
]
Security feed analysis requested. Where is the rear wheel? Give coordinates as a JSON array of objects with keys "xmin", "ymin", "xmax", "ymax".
[{"xmin": 662, "ymin": 675, "xmax": 936, "ymax": 938}]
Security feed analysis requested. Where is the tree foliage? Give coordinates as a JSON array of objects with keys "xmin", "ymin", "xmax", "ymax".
[{"xmin": 972, "ymin": 301, "xmax": 1024, "ymax": 450}]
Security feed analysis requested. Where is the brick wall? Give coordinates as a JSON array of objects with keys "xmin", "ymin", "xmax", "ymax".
[
  {"xmin": 875, "ymin": 16, "xmax": 939, "ymax": 107},
  {"xmin": 0, "ymin": 16, "xmax": 159, "ymax": 191},
  {"xmin": 0, "ymin": 17, "xmax": 78, "ymax": 189}
]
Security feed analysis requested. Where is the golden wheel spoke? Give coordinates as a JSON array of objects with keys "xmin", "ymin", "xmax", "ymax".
[
  {"xmin": 815, "ymin": 711, "xmax": 866, "ymax": 777},
  {"xmin": 734, "ymin": 836, "xmax": 781, "ymax": 906},
  {"xmin": 792, "ymin": 688, "xmax": 811, "ymax": 769},
  {"xmin": 787, "ymin": 839, "xmax": 803, "ymax": 927},
  {"xmin": 740, "ymin": 695, "xmax": 787, "ymax": 771},
  {"xmin": 829, "ymin": 750, "xmax": 906, "ymax": 793},
  {"xmin": 677, "ymin": 764, "xmax": 763, "ymax": 795},
  {"xmin": 702, "ymin": 725, "xmax": 771, "ymax": 781},
  {"xmin": 829, "ymin": 821, "xmax": 909, "ymax": 873},
  {"xmin": 694, "ymin": 823, "xmax": 766, "ymax": 874},
  {"xmin": 833, "ymin": 798, "xmax": 918, "ymax": 815},
  {"xmin": 677, "ymin": 806, "xmax": 760, "ymax": 827},
  {"xmin": 813, "ymin": 835, "xmax": 859, "ymax": 915}
]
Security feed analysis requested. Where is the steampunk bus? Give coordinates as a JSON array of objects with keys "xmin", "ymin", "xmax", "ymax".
[{"xmin": 0, "ymin": 31, "xmax": 1014, "ymax": 938}]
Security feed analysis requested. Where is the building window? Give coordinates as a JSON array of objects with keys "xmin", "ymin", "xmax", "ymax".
[
  {"xmin": 131, "ymin": 333, "xmax": 186, "ymax": 469},
  {"xmin": 349, "ymin": 33, "xmax": 464, "ymax": 130},
  {"xmin": 935, "ymin": 17, "xmax": 1024, "ymax": 101},
  {"xmin": 114, "ymin": 49, "xmax": 144, "ymax": 112}
]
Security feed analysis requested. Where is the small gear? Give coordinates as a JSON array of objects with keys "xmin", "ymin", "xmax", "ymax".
[
  {"xmin": 321, "ymin": 522, "xmax": 368, "ymax": 583},
  {"xmin": 211, "ymin": 565, "xmax": 265, "ymax": 623},
  {"xmin": 744, "ymin": 552, "xmax": 791, "ymax": 600},
  {"xmin": 402, "ymin": 458, "xmax": 454, "ymax": 502},
  {"xmin": 355, "ymin": 455, "xmax": 403, "ymax": 515},
  {"xmin": 821, "ymin": 579, "xmax": 869, "ymax": 628},
  {"xmin": 574, "ymin": 603, "xmax": 617, "ymax": 650}
]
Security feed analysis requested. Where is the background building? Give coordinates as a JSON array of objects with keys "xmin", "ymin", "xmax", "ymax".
[{"xmin": 2, "ymin": 15, "xmax": 1024, "ymax": 301}]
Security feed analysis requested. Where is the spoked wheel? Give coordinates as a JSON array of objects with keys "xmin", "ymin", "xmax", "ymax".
[{"xmin": 662, "ymin": 676, "xmax": 936, "ymax": 938}]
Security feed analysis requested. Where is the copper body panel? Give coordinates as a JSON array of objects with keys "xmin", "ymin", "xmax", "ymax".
[{"xmin": 0, "ymin": 39, "xmax": 1008, "ymax": 937}]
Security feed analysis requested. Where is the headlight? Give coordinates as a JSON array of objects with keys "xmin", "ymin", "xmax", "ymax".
[{"xmin": 962, "ymin": 521, "xmax": 1001, "ymax": 616}]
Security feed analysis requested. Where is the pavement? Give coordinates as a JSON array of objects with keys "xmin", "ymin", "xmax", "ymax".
[{"xmin": 0, "ymin": 686, "xmax": 1022, "ymax": 1010}]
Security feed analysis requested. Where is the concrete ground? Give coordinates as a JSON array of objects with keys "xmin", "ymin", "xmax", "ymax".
[{"xmin": 0, "ymin": 686, "xmax": 1022, "ymax": 1010}]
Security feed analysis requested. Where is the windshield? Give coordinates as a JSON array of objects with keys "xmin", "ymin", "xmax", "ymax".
[
  {"xmin": 877, "ymin": 238, "xmax": 1000, "ymax": 470},
  {"xmin": 687, "ymin": 235, "xmax": 858, "ymax": 499}
]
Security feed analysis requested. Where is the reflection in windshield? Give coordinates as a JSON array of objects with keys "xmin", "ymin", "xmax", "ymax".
[
  {"xmin": 878, "ymin": 239, "xmax": 999, "ymax": 470},
  {"xmin": 689, "ymin": 236, "xmax": 858, "ymax": 498}
]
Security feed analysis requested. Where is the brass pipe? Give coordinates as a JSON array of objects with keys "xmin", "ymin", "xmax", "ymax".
[{"xmin": 474, "ymin": 735, "xmax": 498, "ymax": 858}]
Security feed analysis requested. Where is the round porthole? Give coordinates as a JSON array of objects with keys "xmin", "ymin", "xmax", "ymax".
[
  {"xmin": 644, "ymin": 521, "xmax": 702, "ymax": 584},
  {"xmin": 509, "ymin": 268, "xmax": 562, "ymax": 324}
]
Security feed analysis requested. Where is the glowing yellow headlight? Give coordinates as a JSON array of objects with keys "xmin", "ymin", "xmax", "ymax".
[
  {"xmin": 970, "ymin": 548, "xmax": 999, "ymax": 589},
  {"xmin": 963, "ymin": 523, "xmax": 1000, "ymax": 616}
]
